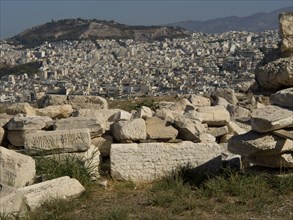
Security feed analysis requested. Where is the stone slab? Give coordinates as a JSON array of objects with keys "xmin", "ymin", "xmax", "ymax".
[{"xmin": 24, "ymin": 129, "xmax": 91, "ymax": 155}]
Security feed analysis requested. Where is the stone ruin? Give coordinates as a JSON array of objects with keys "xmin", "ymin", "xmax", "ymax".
[{"xmin": 0, "ymin": 12, "xmax": 292, "ymax": 215}]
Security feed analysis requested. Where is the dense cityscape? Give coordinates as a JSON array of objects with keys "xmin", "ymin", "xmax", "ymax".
[{"xmin": 0, "ymin": 29, "xmax": 279, "ymax": 102}]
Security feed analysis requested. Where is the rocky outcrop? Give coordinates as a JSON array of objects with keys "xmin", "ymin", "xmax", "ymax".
[{"xmin": 279, "ymin": 12, "xmax": 293, "ymax": 57}]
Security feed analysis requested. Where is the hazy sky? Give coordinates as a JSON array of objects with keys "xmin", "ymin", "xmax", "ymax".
[{"xmin": 0, "ymin": 0, "xmax": 292, "ymax": 39}]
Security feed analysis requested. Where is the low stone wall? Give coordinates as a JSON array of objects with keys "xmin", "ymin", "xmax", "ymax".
[{"xmin": 110, "ymin": 141, "xmax": 221, "ymax": 181}]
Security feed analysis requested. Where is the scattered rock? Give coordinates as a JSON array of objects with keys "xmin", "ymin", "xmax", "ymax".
[
  {"xmin": 226, "ymin": 104, "xmax": 251, "ymax": 120},
  {"xmin": 146, "ymin": 117, "xmax": 178, "ymax": 140},
  {"xmin": 197, "ymin": 106, "xmax": 230, "ymax": 126},
  {"xmin": 251, "ymin": 105, "xmax": 293, "ymax": 132},
  {"xmin": 270, "ymin": 87, "xmax": 293, "ymax": 109},
  {"xmin": 109, "ymin": 110, "xmax": 132, "ymax": 122},
  {"xmin": 18, "ymin": 176, "xmax": 85, "ymax": 211},
  {"xmin": 228, "ymin": 131, "xmax": 292, "ymax": 156},
  {"xmin": 134, "ymin": 106, "xmax": 153, "ymax": 119},
  {"xmin": 255, "ymin": 57, "xmax": 293, "ymax": 90},
  {"xmin": 0, "ymin": 184, "xmax": 27, "ymax": 214},
  {"xmin": 6, "ymin": 103, "xmax": 36, "ymax": 116},
  {"xmin": 36, "ymin": 105, "xmax": 73, "ymax": 119},
  {"xmin": 68, "ymin": 95, "xmax": 108, "ymax": 110},
  {"xmin": 0, "ymin": 147, "xmax": 35, "ymax": 187},
  {"xmin": 212, "ymin": 88, "xmax": 238, "ymax": 105},
  {"xmin": 173, "ymin": 115, "xmax": 206, "ymax": 141},
  {"xmin": 37, "ymin": 94, "xmax": 68, "ymax": 108},
  {"xmin": 188, "ymin": 94, "xmax": 211, "ymax": 107},
  {"xmin": 279, "ymin": 12, "xmax": 293, "ymax": 57},
  {"xmin": 207, "ymin": 126, "xmax": 229, "ymax": 138},
  {"xmin": 111, "ymin": 118, "xmax": 147, "ymax": 142},
  {"xmin": 7, "ymin": 116, "xmax": 52, "ymax": 131},
  {"xmin": 91, "ymin": 135, "xmax": 113, "ymax": 157}
]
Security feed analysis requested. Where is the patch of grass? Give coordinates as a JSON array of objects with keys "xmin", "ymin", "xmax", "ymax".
[
  {"xmin": 102, "ymin": 205, "xmax": 130, "ymax": 220},
  {"xmin": 34, "ymin": 154, "xmax": 97, "ymax": 186},
  {"xmin": 0, "ymin": 212, "xmax": 21, "ymax": 220},
  {"xmin": 112, "ymin": 181, "xmax": 136, "ymax": 191}
]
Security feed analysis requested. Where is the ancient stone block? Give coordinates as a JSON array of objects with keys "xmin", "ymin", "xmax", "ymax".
[
  {"xmin": 110, "ymin": 141, "xmax": 221, "ymax": 181},
  {"xmin": 24, "ymin": 129, "xmax": 91, "ymax": 155}
]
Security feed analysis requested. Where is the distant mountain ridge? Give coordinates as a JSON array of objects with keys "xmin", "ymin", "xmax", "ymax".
[
  {"xmin": 168, "ymin": 6, "xmax": 292, "ymax": 33},
  {"xmin": 10, "ymin": 19, "xmax": 189, "ymax": 47}
]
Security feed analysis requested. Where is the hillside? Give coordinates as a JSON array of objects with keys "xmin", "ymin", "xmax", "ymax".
[
  {"xmin": 10, "ymin": 19, "xmax": 190, "ymax": 47},
  {"xmin": 168, "ymin": 6, "xmax": 292, "ymax": 33}
]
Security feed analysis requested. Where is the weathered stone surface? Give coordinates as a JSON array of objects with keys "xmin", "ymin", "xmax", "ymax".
[
  {"xmin": 227, "ymin": 121, "xmax": 246, "ymax": 135},
  {"xmin": 212, "ymin": 97, "xmax": 230, "ymax": 108},
  {"xmin": 170, "ymin": 99, "xmax": 194, "ymax": 113},
  {"xmin": 255, "ymin": 57, "xmax": 293, "ymax": 90},
  {"xmin": 6, "ymin": 103, "xmax": 36, "ymax": 116},
  {"xmin": 111, "ymin": 118, "xmax": 146, "ymax": 142},
  {"xmin": 0, "ymin": 147, "xmax": 35, "ymax": 187},
  {"xmin": 226, "ymin": 104, "xmax": 251, "ymax": 120},
  {"xmin": 18, "ymin": 176, "xmax": 85, "ymax": 211},
  {"xmin": 146, "ymin": 117, "xmax": 178, "ymax": 140},
  {"xmin": 197, "ymin": 106, "xmax": 230, "ymax": 126},
  {"xmin": 173, "ymin": 115, "xmax": 206, "ymax": 141},
  {"xmin": 188, "ymin": 95, "xmax": 211, "ymax": 107},
  {"xmin": 279, "ymin": 12, "xmax": 293, "ymax": 56},
  {"xmin": 36, "ymin": 105, "xmax": 73, "ymax": 119},
  {"xmin": 37, "ymin": 94, "xmax": 68, "ymax": 108},
  {"xmin": 68, "ymin": 95, "xmax": 108, "ymax": 110},
  {"xmin": 247, "ymin": 152, "xmax": 293, "ymax": 168},
  {"xmin": 212, "ymin": 88, "xmax": 238, "ymax": 105},
  {"xmin": 207, "ymin": 126, "xmax": 229, "ymax": 138},
  {"xmin": 0, "ymin": 113, "xmax": 13, "ymax": 127},
  {"xmin": 7, "ymin": 116, "xmax": 52, "ymax": 131},
  {"xmin": 135, "ymin": 106, "xmax": 153, "ymax": 119},
  {"xmin": 199, "ymin": 133, "xmax": 216, "ymax": 143},
  {"xmin": 183, "ymin": 110, "xmax": 203, "ymax": 122},
  {"xmin": 54, "ymin": 117, "xmax": 105, "ymax": 138},
  {"xmin": 91, "ymin": 135, "xmax": 113, "ymax": 157},
  {"xmin": 110, "ymin": 141, "xmax": 221, "ymax": 181},
  {"xmin": 251, "ymin": 105, "xmax": 293, "ymax": 132},
  {"xmin": 0, "ymin": 185, "xmax": 27, "ymax": 214},
  {"xmin": 76, "ymin": 109, "xmax": 120, "ymax": 121},
  {"xmin": 7, "ymin": 130, "xmax": 36, "ymax": 147},
  {"xmin": 228, "ymin": 131, "xmax": 292, "ymax": 156},
  {"xmin": 109, "ymin": 110, "xmax": 132, "ymax": 122},
  {"xmin": 270, "ymin": 87, "xmax": 293, "ymax": 109},
  {"xmin": 0, "ymin": 127, "xmax": 4, "ymax": 145},
  {"xmin": 155, "ymin": 108, "xmax": 175, "ymax": 122},
  {"xmin": 24, "ymin": 129, "xmax": 91, "ymax": 155}
]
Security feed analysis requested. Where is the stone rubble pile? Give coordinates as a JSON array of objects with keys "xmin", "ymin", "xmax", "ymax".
[
  {"xmin": 229, "ymin": 12, "xmax": 293, "ymax": 168},
  {"xmin": 1, "ymin": 12, "xmax": 292, "ymax": 216}
]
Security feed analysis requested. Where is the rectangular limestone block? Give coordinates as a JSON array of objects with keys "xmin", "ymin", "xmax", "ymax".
[
  {"xmin": 110, "ymin": 141, "xmax": 221, "ymax": 181},
  {"xmin": 24, "ymin": 129, "xmax": 91, "ymax": 155}
]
